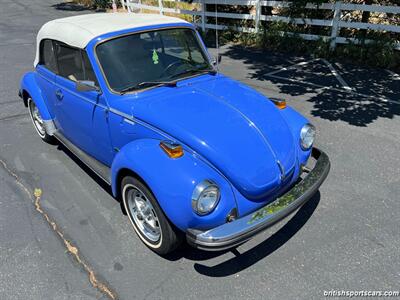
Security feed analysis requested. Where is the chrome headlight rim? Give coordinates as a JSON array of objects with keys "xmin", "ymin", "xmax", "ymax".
[
  {"xmin": 300, "ymin": 123, "xmax": 316, "ymax": 150},
  {"xmin": 192, "ymin": 180, "xmax": 221, "ymax": 216}
]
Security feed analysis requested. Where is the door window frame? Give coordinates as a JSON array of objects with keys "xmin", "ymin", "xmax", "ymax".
[
  {"xmin": 53, "ymin": 41, "xmax": 99, "ymax": 87},
  {"xmin": 39, "ymin": 39, "xmax": 59, "ymax": 74},
  {"xmin": 39, "ymin": 39, "xmax": 99, "ymax": 88}
]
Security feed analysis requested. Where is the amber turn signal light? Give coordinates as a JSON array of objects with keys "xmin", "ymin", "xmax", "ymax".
[
  {"xmin": 270, "ymin": 98, "xmax": 287, "ymax": 109},
  {"xmin": 276, "ymin": 101, "xmax": 286, "ymax": 109},
  {"xmin": 160, "ymin": 141, "xmax": 184, "ymax": 159}
]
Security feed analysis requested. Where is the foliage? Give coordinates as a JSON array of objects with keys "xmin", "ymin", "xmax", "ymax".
[
  {"xmin": 94, "ymin": 0, "xmax": 111, "ymax": 9},
  {"xmin": 221, "ymin": 21, "xmax": 400, "ymax": 69},
  {"xmin": 205, "ymin": 28, "xmax": 397, "ymax": 69},
  {"xmin": 70, "ymin": 0, "xmax": 399, "ymax": 69},
  {"xmin": 335, "ymin": 33, "xmax": 399, "ymax": 68},
  {"xmin": 201, "ymin": 0, "xmax": 400, "ymax": 70},
  {"xmin": 286, "ymin": 0, "xmax": 327, "ymax": 17},
  {"xmin": 72, "ymin": 0, "xmax": 113, "ymax": 9}
]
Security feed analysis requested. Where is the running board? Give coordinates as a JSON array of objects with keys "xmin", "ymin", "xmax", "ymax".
[{"xmin": 54, "ymin": 132, "xmax": 111, "ymax": 185}]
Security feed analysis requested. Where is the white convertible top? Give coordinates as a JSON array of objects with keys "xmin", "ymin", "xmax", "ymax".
[{"xmin": 34, "ymin": 13, "xmax": 190, "ymax": 66}]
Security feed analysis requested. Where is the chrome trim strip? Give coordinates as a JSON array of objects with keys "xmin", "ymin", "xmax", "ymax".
[
  {"xmin": 107, "ymin": 107, "xmax": 236, "ymax": 192},
  {"xmin": 123, "ymin": 118, "xmax": 135, "ymax": 125},
  {"xmin": 277, "ymin": 160, "xmax": 285, "ymax": 180},
  {"xmin": 108, "ymin": 108, "xmax": 180, "ymax": 142},
  {"xmin": 43, "ymin": 119, "xmax": 57, "ymax": 136},
  {"xmin": 108, "ymin": 108, "xmax": 132, "ymax": 120},
  {"xmin": 186, "ymin": 148, "xmax": 330, "ymax": 251},
  {"xmin": 37, "ymin": 71, "xmax": 107, "ymax": 110},
  {"xmin": 53, "ymin": 81, "xmax": 107, "ymax": 110}
]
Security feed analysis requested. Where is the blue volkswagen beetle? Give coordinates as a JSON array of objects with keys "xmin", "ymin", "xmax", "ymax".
[{"xmin": 20, "ymin": 13, "xmax": 330, "ymax": 255}]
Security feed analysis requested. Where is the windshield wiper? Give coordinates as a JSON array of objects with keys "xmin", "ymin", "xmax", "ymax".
[
  {"xmin": 138, "ymin": 80, "xmax": 178, "ymax": 88},
  {"xmin": 170, "ymin": 68, "xmax": 217, "ymax": 81},
  {"xmin": 119, "ymin": 80, "xmax": 177, "ymax": 94},
  {"xmin": 205, "ymin": 69, "xmax": 218, "ymax": 75},
  {"xmin": 119, "ymin": 68, "xmax": 216, "ymax": 94}
]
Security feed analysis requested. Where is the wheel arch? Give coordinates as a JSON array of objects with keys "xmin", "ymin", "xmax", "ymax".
[
  {"xmin": 21, "ymin": 89, "xmax": 30, "ymax": 107},
  {"xmin": 110, "ymin": 138, "xmax": 237, "ymax": 231},
  {"xmin": 114, "ymin": 167, "xmax": 149, "ymax": 201},
  {"xmin": 20, "ymin": 72, "xmax": 52, "ymax": 120}
]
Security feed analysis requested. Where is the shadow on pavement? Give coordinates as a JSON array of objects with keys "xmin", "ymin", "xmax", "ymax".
[
  {"xmin": 53, "ymin": 116, "xmax": 321, "ymax": 275},
  {"xmin": 223, "ymin": 45, "xmax": 400, "ymax": 127},
  {"xmin": 268, "ymin": 78, "xmax": 400, "ymax": 127},
  {"xmin": 166, "ymin": 192, "xmax": 320, "ymax": 277},
  {"xmin": 51, "ymin": 2, "xmax": 91, "ymax": 11},
  {"xmin": 55, "ymin": 143, "xmax": 127, "ymax": 214}
]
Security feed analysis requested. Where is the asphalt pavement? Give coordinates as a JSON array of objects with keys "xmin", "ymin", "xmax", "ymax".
[{"xmin": 0, "ymin": 1, "xmax": 399, "ymax": 299}]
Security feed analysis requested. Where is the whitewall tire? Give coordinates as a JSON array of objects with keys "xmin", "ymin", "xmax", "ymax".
[
  {"xmin": 28, "ymin": 98, "xmax": 54, "ymax": 143},
  {"xmin": 121, "ymin": 176, "xmax": 181, "ymax": 255}
]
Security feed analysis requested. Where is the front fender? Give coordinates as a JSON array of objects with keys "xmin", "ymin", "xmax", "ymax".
[
  {"xmin": 280, "ymin": 107, "xmax": 312, "ymax": 165},
  {"xmin": 20, "ymin": 72, "xmax": 52, "ymax": 121},
  {"xmin": 111, "ymin": 139, "xmax": 236, "ymax": 231}
]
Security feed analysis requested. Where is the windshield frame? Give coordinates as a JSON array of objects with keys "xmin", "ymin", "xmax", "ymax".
[{"xmin": 94, "ymin": 26, "xmax": 214, "ymax": 95}]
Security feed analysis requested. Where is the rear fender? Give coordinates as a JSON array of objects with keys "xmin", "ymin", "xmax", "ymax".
[
  {"xmin": 111, "ymin": 139, "xmax": 236, "ymax": 231},
  {"xmin": 20, "ymin": 72, "xmax": 52, "ymax": 121}
]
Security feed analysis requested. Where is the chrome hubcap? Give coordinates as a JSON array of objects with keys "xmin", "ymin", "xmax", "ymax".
[
  {"xmin": 29, "ymin": 101, "xmax": 45, "ymax": 136},
  {"xmin": 127, "ymin": 186, "xmax": 161, "ymax": 242}
]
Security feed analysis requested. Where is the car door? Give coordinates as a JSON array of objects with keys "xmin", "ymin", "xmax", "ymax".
[
  {"xmin": 53, "ymin": 42, "xmax": 113, "ymax": 165},
  {"xmin": 35, "ymin": 39, "xmax": 57, "ymax": 117}
]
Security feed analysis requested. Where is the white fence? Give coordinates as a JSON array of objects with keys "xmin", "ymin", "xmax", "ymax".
[{"xmin": 122, "ymin": 0, "xmax": 400, "ymax": 50}]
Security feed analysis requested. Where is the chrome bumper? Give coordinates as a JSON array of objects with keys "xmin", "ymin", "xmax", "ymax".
[{"xmin": 186, "ymin": 148, "xmax": 330, "ymax": 251}]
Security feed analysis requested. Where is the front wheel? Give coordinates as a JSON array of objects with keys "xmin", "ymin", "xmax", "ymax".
[
  {"xmin": 28, "ymin": 98, "xmax": 54, "ymax": 143},
  {"xmin": 121, "ymin": 176, "xmax": 181, "ymax": 255}
]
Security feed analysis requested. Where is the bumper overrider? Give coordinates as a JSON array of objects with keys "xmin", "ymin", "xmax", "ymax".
[{"xmin": 186, "ymin": 148, "xmax": 330, "ymax": 251}]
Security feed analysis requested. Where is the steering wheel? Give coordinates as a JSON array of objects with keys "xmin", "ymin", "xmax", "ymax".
[{"xmin": 161, "ymin": 60, "xmax": 185, "ymax": 77}]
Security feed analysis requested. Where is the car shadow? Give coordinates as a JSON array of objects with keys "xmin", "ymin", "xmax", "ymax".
[
  {"xmin": 55, "ymin": 137, "xmax": 320, "ymax": 275},
  {"xmin": 51, "ymin": 2, "xmax": 91, "ymax": 11},
  {"xmin": 221, "ymin": 45, "xmax": 400, "ymax": 127},
  {"xmin": 165, "ymin": 192, "xmax": 320, "ymax": 277},
  {"xmin": 55, "ymin": 143, "xmax": 127, "ymax": 214}
]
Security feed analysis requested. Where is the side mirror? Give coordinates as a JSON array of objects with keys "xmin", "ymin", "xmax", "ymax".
[
  {"xmin": 76, "ymin": 80, "xmax": 100, "ymax": 93},
  {"xmin": 212, "ymin": 54, "xmax": 222, "ymax": 66}
]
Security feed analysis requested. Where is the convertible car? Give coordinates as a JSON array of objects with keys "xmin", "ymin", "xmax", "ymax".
[{"xmin": 20, "ymin": 13, "xmax": 330, "ymax": 255}]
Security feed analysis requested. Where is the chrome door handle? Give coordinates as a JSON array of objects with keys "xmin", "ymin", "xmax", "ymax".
[{"xmin": 55, "ymin": 89, "xmax": 64, "ymax": 101}]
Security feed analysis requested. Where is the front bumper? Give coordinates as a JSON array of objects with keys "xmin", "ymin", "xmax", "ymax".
[{"xmin": 186, "ymin": 148, "xmax": 330, "ymax": 251}]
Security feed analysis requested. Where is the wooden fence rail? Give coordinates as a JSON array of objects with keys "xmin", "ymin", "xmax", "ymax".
[{"xmin": 122, "ymin": 0, "xmax": 400, "ymax": 50}]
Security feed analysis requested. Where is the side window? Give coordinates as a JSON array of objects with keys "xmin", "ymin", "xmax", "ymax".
[
  {"xmin": 82, "ymin": 51, "xmax": 98, "ymax": 86},
  {"xmin": 55, "ymin": 43, "xmax": 84, "ymax": 82},
  {"xmin": 40, "ymin": 40, "xmax": 57, "ymax": 73}
]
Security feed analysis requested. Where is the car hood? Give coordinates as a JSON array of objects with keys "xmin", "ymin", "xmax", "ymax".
[{"xmin": 125, "ymin": 75, "xmax": 297, "ymax": 199}]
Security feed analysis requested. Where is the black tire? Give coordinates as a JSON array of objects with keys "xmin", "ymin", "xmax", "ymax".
[
  {"xmin": 28, "ymin": 98, "xmax": 55, "ymax": 144},
  {"xmin": 121, "ymin": 176, "xmax": 182, "ymax": 255}
]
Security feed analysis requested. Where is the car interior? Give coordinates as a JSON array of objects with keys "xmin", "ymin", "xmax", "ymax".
[{"xmin": 96, "ymin": 29, "xmax": 207, "ymax": 92}]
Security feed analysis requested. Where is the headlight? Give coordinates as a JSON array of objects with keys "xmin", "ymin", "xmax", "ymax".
[
  {"xmin": 300, "ymin": 123, "xmax": 316, "ymax": 150},
  {"xmin": 192, "ymin": 180, "xmax": 220, "ymax": 215}
]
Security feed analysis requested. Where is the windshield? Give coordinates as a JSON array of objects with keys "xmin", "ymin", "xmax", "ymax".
[{"xmin": 96, "ymin": 28, "xmax": 214, "ymax": 93}]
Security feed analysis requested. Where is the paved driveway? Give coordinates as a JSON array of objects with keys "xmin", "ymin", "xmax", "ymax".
[{"xmin": 1, "ymin": 1, "xmax": 399, "ymax": 299}]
